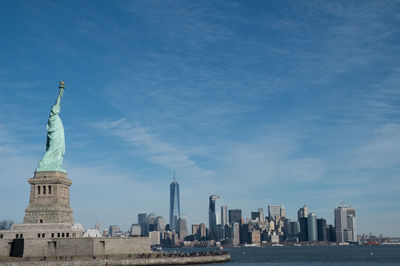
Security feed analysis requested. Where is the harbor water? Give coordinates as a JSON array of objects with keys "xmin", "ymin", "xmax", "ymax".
[{"xmin": 176, "ymin": 245, "xmax": 400, "ymax": 265}]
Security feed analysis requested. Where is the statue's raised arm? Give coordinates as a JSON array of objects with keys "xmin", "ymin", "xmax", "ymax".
[
  {"xmin": 36, "ymin": 81, "xmax": 67, "ymax": 173},
  {"xmin": 51, "ymin": 82, "xmax": 64, "ymax": 115}
]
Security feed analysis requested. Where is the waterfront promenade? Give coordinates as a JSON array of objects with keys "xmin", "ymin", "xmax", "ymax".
[{"xmin": 0, "ymin": 251, "xmax": 230, "ymax": 265}]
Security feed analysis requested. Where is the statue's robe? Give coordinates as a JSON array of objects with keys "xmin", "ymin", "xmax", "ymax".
[{"xmin": 37, "ymin": 92, "xmax": 66, "ymax": 173}]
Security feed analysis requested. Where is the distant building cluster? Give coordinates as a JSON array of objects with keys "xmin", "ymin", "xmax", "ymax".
[
  {"xmin": 98, "ymin": 177, "xmax": 189, "ymax": 247},
  {"xmin": 94, "ymin": 177, "xmax": 358, "ymax": 247},
  {"xmin": 194, "ymin": 200, "xmax": 358, "ymax": 246}
]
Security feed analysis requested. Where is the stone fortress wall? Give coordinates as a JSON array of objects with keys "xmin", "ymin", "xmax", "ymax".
[
  {"xmin": 0, "ymin": 237, "xmax": 151, "ymax": 258},
  {"xmin": 0, "ymin": 223, "xmax": 84, "ymax": 241}
]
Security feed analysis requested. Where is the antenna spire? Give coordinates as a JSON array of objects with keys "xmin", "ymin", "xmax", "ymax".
[{"xmin": 173, "ymin": 168, "xmax": 176, "ymax": 182}]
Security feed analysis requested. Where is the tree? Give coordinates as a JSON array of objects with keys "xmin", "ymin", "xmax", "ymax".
[{"xmin": 0, "ymin": 219, "xmax": 14, "ymax": 230}]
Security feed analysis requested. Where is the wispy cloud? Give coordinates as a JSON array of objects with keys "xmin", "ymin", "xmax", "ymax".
[
  {"xmin": 351, "ymin": 123, "xmax": 400, "ymax": 170},
  {"xmin": 94, "ymin": 118, "xmax": 213, "ymax": 179},
  {"xmin": 219, "ymin": 133, "xmax": 327, "ymax": 187}
]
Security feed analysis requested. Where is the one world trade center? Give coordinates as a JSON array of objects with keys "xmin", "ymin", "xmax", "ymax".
[{"xmin": 169, "ymin": 171, "xmax": 180, "ymax": 231}]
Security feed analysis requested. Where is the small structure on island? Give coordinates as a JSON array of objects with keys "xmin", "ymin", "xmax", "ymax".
[{"xmin": 83, "ymin": 229, "xmax": 102, "ymax": 238}]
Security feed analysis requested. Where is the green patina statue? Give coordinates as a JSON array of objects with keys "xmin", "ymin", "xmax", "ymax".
[{"xmin": 36, "ymin": 81, "xmax": 67, "ymax": 173}]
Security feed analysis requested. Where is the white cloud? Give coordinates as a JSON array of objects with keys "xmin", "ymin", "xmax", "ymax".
[
  {"xmin": 351, "ymin": 123, "xmax": 400, "ymax": 169},
  {"xmin": 94, "ymin": 118, "xmax": 213, "ymax": 179},
  {"xmin": 219, "ymin": 132, "xmax": 326, "ymax": 187}
]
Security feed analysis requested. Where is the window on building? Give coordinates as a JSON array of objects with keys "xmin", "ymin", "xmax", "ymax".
[
  {"xmin": 40, "ymin": 219, "xmax": 43, "ymax": 223},
  {"xmin": 43, "ymin": 185, "xmax": 46, "ymax": 194},
  {"xmin": 20, "ymin": 234, "xmax": 23, "ymax": 238},
  {"xmin": 38, "ymin": 233, "xmax": 41, "ymax": 238},
  {"xmin": 0, "ymin": 234, "xmax": 3, "ymax": 238},
  {"xmin": 15, "ymin": 234, "xmax": 18, "ymax": 238},
  {"xmin": 66, "ymin": 233, "xmax": 69, "ymax": 237},
  {"xmin": 38, "ymin": 186, "xmax": 40, "ymax": 194},
  {"xmin": 51, "ymin": 233, "xmax": 54, "ymax": 238},
  {"xmin": 62, "ymin": 233, "xmax": 65, "ymax": 237},
  {"xmin": 42, "ymin": 233, "xmax": 45, "ymax": 238},
  {"xmin": 48, "ymin": 185, "xmax": 51, "ymax": 194},
  {"xmin": 57, "ymin": 233, "xmax": 60, "ymax": 237}
]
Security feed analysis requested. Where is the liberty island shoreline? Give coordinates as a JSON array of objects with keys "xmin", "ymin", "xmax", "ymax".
[{"xmin": 0, "ymin": 251, "xmax": 229, "ymax": 266}]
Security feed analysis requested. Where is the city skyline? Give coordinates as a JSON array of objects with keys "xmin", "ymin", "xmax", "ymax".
[
  {"xmin": 0, "ymin": 1, "xmax": 399, "ymax": 236},
  {"xmin": 126, "ymin": 195, "xmax": 360, "ymax": 245}
]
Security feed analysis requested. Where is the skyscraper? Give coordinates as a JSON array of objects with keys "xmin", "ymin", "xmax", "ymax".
[
  {"xmin": 197, "ymin": 223, "xmax": 207, "ymax": 241},
  {"xmin": 347, "ymin": 207, "xmax": 357, "ymax": 241},
  {"xmin": 290, "ymin": 221, "xmax": 300, "ymax": 238},
  {"xmin": 138, "ymin": 213, "xmax": 147, "ymax": 236},
  {"xmin": 130, "ymin": 224, "xmax": 141, "ymax": 236},
  {"xmin": 220, "ymin": 205, "xmax": 228, "ymax": 240},
  {"xmin": 169, "ymin": 172, "xmax": 180, "ymax": 231},
  {"xmin": 258, "ymin": 208, "xmax": 265, "ymax": 223},
  {"xmin": 147, "ymin": 212, "xmax": 157, "ymax": 233},
  {"xmin": 231, "ymin": 222, "xmax": 240, "ymax": 246},
  {"xmin": 177, "ymin": 218, "xmax": 188, "ymax": 240},
  {"xmin": 317, "ymin": 218, "xmax": 327, "ymax": 242},
  {"xmin": 192, "ymin": 224, "xmax": 199, "ymax": 236},
  {"xmin": 280, "ymin": 205, "xmax": 286, "ymax": 218},
  {"xmin": 335, "ymin": 207, "xmax": 347, "ymax": 242},
  {"xmin": 347, "ymin": 207, "xmax": 356, "ymax": 217},
  {"xmin": 251, "ymin": 208, "xmax": 265, "ymax": 223},
  {"xmin": 108, "ymin": 225, "xmax": 121, "ymax": 237},
  {"xmin": 251, "ymin": 212, "xmax": 260, "ymax": 221},
  {"xmin": 327, "ymin": 224, "xmax": 335, "ymax": 242},
  {"xmin": 307, "ymin": 213, "xmax": 317, "ymax": 242},
  {"xmin": 347, "ymin": 214, "xmax": 357, "ymax": 241},
  {"xmin": 297, "ymin": 205, "xmax": 308, "ymax": 221},
  {"xmin": 240, "ymin": 223, "xmax": 253, "ymax": 244},
  {"xmin": 228, "ymin": 209, "xmax": 242, "ymax": 225},
  {"xmin": 221, "ymin": 206, "xmax": 228, "ymax": 226},
  {"xmin": 268, "ymin": 205, "xmax": 282, "ymax": 223},
  {"xmin": 155, "ymin": 216, "xmax": 166, "ymax": 232},
  {"xmin": 334, "ymin": 206, "xmax": 356, "ymax": 243},
  {"xmin": 283, "ymin": 218, "xmax": 291, "ymax": 238},
  {"xmin": 299, "ymin": 217, "xmax": 308, "ymax": 242},
  {"xmin": 209, "ymin": 194, "xmax": 219, "ymax": 240}
]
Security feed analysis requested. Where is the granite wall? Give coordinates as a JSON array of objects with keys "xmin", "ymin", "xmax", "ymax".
[{"xmin": 0, "ymin": 237, "xmax": 151, "ymax": 258}]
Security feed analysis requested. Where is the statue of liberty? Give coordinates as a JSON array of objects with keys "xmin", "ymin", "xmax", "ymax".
[{"xmin": 36, "ymin": 81, "xmax": 67, "ymax": 173}]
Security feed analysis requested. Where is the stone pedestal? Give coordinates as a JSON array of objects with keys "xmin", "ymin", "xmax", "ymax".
[{"xmin": 24, "ymin": 171, "xmax": 74, "ymax": 224}]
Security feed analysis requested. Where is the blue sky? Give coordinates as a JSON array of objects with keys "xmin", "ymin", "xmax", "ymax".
[{"xmin": 0, "ymin": 0, "xmax": 399, "ymax": 236}]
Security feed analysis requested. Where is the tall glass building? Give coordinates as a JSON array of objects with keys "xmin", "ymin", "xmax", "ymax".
[
  {"xmin": 221, "ymin": 205, "xmax": 228, "ymax": 226},
  {"xmin": 307, "ymin": 213, "xmax": 317, "ymax": 242},
  {"xmin": 169, "ymin": 177, "xmax": 180, "ymax": 231},
  {"xmin": 138, "ymin": 213, "xmax": 148, "ymax": 236},
  {"xmin": 208, "ymin": 195, "xmax": 219, "ymax": 239},
  {"xmin": 334, "ymin": 206, "xmax": 357, "ymax": 243}
]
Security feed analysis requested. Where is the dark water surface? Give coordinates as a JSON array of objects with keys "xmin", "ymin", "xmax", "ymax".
[{"xmin": 174, "ymin": 245, "xmax": 400, "ymax": 265}]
